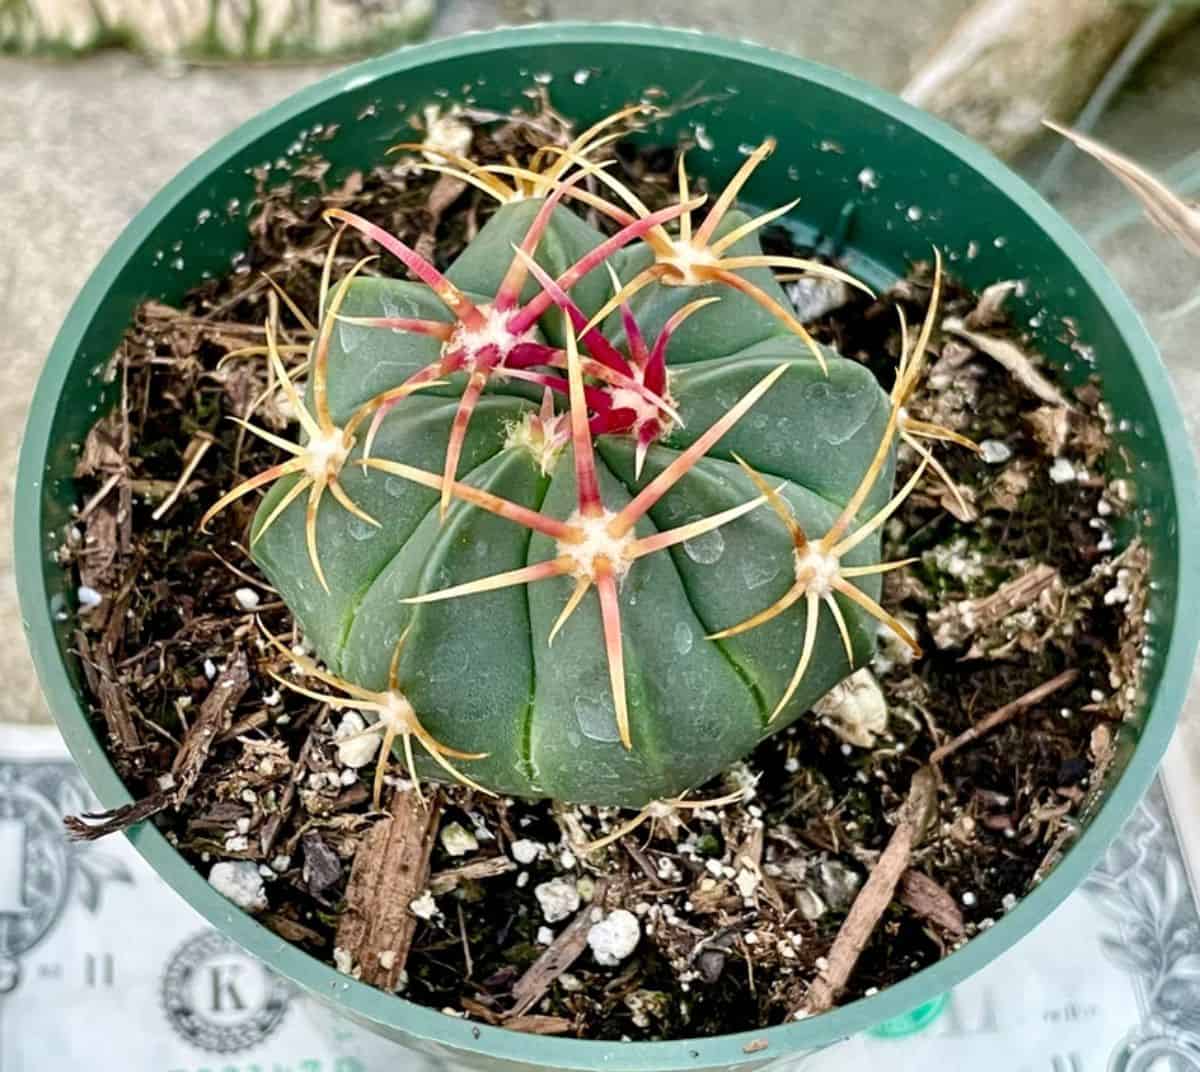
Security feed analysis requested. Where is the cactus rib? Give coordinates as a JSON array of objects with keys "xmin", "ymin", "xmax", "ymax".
[
  {"xmin": 577, "ymin": 139, "xmax": 874, "ymax": 369},
  {"xmin": 226, "ymin": 108, "xmax": 977, "ymax": 806},
  {"xmin": 263, "ymin": 625, "xmax": 490, "ymax": 808},
  {"xmin": 394, "ymin": 319, "xmax": 785, "ymax": 749},
  {"xmin": 326, "ymin": 182, "xmax": 702, "ymax": 518},
  {"xmin": 200, "ymin": 254, "xmax": 436, "ymax": 591},
  {"xmin": 708, "ymin": 403, "xmax": 928, "ymax": 720}
]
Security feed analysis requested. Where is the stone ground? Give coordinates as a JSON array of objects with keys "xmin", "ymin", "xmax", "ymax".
[{"xmin": 1, "ymin": 0, "xmax": 1196, "ymax": 729}]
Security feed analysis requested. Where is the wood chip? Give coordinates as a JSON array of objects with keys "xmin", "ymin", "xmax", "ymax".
[
  {"xmin": 507, "ymin": 879, "xmax": 610, "ymax": 1019},
  {"xmin": 429, "ymin": 856, "xmax": 517, "ymax": 895},
  {"xmin": 930, "ymin": 669, "xmax": 1080, "ymax": 763},
  {"xmin": 260, "ymin": 718, "xmax": 322, "ymax": 856},
  {"xmin": 335, "ymin": 789, "xmax": 442, "ymax": 991},
  {"xmin": 506, "ymin": 1014, "xmax": 574, "ymax": 1036},
  {"xmin": 64, "ymin": 650, "xmax": 250, "ymax": 840},
  {"xmin": 899, "ymin": 870, "xmax": 965, "ymax": 936},
  {"xmin": 927, "ymin": 563, "xmax": 1061, "ymax": 652},
  {"xmin": 801, "ymin": 768, "xmax": 937, "ymax": 1014},
  {"xmin": 75, "ymin": 629, "xmax": 141, "ymax": 756},
  {"xmin": 943, "ymin": 318, "xmax": 1069, "ymax": 408}
]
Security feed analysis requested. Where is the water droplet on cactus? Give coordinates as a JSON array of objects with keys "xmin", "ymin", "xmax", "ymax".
[
  {"xmin": 683, "ymin": 527, "xmax": 725, "ymax": 565},
  {"xmin": 338, "ymin": 318, "xmax": 364, "ymax": 353},
  {"xmin": 801, "ymin": 381, "xmax": 876, "ymax": 445},
  {"xmin": 673, "ymin": 622, "xmax": 694, "ymax": 655},
  {"xmin": 348, "ymin": 519, "xmax": 376, "ymax": 541},
  {"xmin": 740, "ymin": 556, "xmax": 782, "ymax": 591},
  {"xmin": 384, "ymin": 476, "xmax": 408, "ymax": 498},
  {"xmin": 575, "ymin": 696, "xmax": 621, "ymax": 743}
]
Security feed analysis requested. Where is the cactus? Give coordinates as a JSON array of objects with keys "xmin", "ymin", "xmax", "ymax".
[{"xmin": 204, "ymin": 114, "xmax": 960, "ymax": 809}]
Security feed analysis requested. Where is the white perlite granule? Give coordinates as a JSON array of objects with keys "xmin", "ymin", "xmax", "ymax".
[
  {"xmin": 335, "ymin": 711, "xmax": 379, "ymax": 769},
  {"xmin": 587, "ymin": 909, "xmax": 641, "ymax": 966},
  {"xmin": 409, "ymin": 891, "xmax": 438, "ymax": 920},
  {"xmin": 510, "ymin": 838, "xmax": 542, "ymax": 864},
  {"xmin": 535, "ymin": 878, "xmax": 581, "ymax": 923},
  {"xmin": 812, "ymin": 668, "xmax": 888, "ymax": 748},
  {"xmin": 1049, "ymin": 457, "xmax": 1076, "ymax": 484},
  {"xmin": 208, "ymin": 861, "xmax": 268, "ymax": 912}
]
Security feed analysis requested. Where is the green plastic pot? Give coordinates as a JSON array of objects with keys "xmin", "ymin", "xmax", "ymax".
[{"xmin": 15, "ymin": 23, "xmax": 1199, "ymax": 1072}]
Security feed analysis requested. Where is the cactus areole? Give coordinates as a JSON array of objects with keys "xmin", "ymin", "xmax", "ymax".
[{"xmin": 220, "ymin": 125, "xmax": 939, "ymax": 809}]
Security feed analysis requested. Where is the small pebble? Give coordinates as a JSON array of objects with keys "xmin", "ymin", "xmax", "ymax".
[
  {"xmin": 536, "ymin": 926, "xmax": 555, "ymax": 945},
  {"xmin": 77, "ymin": 585, "xmax": 103, "ymax": 609},
  {"xmin": 440, "ymin": 822, "xmax": 479, "ymax": 857},
  {"xmin": 979, "ymin": 439, "xmax": 1012, "ymax": 465}
]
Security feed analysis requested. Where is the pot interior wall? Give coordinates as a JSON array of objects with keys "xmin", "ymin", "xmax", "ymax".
[{"xmin": 21, "ymin": 28, "xmax": 1190, "ymax": 1072}]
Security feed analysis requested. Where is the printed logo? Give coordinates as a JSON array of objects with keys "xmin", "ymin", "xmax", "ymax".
[
  {"xmin": 0, "ymin": 765, "xmax": 73, "ymax": 992},
  {"xmin": 161, "ymin": 930, "xmax": 291, "ymax": 1052}
]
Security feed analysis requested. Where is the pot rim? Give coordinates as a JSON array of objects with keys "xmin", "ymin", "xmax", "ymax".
[{"xmin": 16, "ymin": 21, "xmax": 1200, "ymax": 1070}]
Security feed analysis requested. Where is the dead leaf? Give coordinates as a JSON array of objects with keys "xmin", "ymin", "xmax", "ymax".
[
  {"xmin": 899, "ymin": 870, "xmax": 965, "ymax": 936},
  {"xmin": 1045, "ymin": 121, "xmax": 1200, "ymax": 257},
  {"xmin": 1025, "ymin": 405, "xmax": 1070, "ymax": 456},
  {"xmin": 943, "ymin": 318, "xmax": 1069, "ymax": 407},
  {"xmin": 964, "ymin": 280, "xmax": 1018, "ymax": 330}
]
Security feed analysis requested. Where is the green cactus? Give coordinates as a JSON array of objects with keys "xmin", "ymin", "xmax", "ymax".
[{"xmin": 204, "ymin": 122, "xmax": 951, "ymax": 811}]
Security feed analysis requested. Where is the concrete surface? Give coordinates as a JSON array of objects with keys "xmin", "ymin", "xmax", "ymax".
[{"xmin": 1, "ymin": 3, "xmax": 1197, "ymax": 730}]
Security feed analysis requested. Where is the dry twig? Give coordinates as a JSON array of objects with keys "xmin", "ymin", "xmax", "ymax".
[
  {"xmin": 801, "ymin": 768, "xmax": 937, "ymax": 1014},
  {"xmin": 930, "ymin": 669, "xmax": 1080, "ymax": 763}
]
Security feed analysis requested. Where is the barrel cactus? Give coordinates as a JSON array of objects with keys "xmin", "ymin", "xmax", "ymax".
[{"xmin": 204, "ymin": 116, "xmax": 954, "ymax": 811}]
